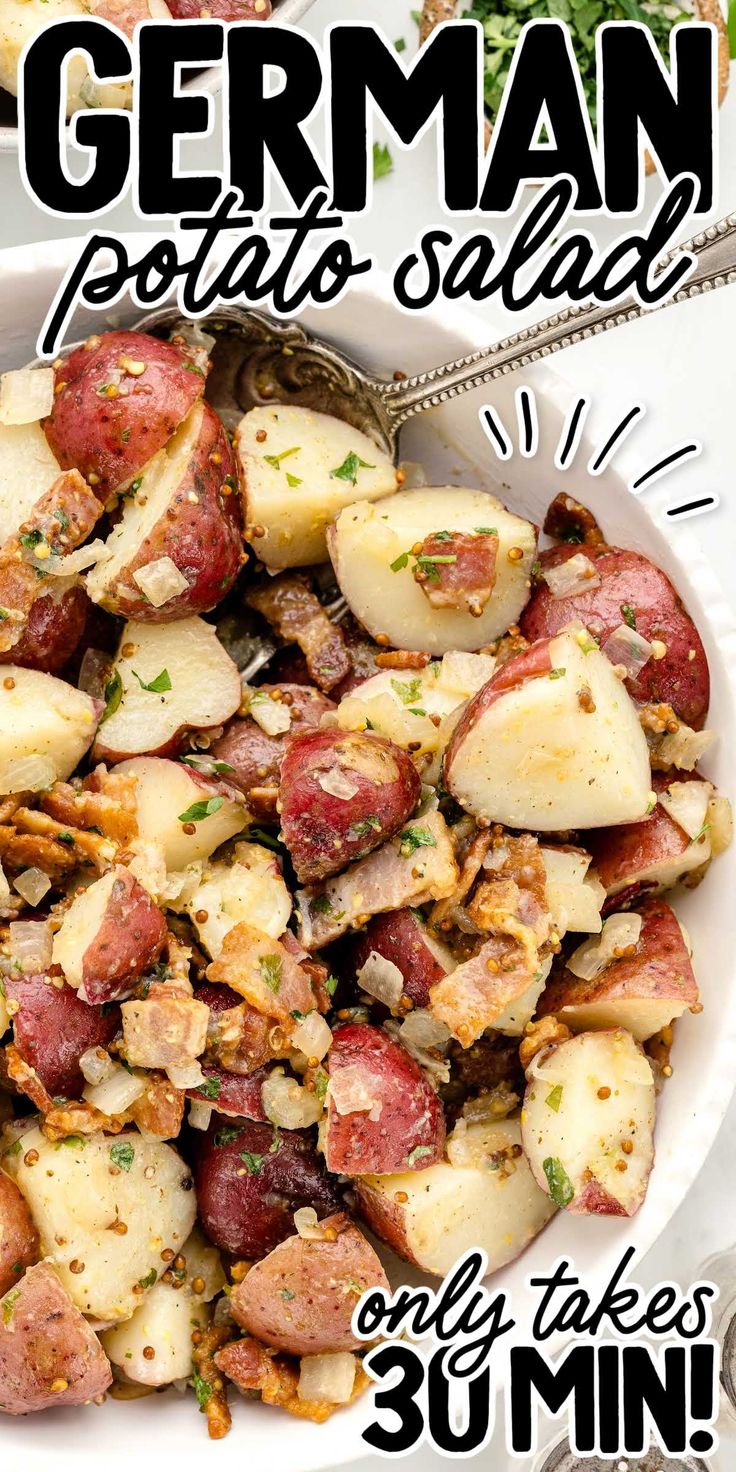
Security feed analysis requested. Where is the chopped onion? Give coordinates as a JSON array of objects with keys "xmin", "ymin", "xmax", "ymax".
[
  {"xmin": 654, "ymin": 724, "xmax": 715, "ymax": 771},
  {"xmin": 0, "ymin": 367, "xmax": 55, "ymax": 425},
  {"xmin": 356, "ymin": 950, "xmax": 404, "ymax": 1009},
  {"xmin": 79, "ymin": 1047, "xmax": 114, "ymax": 1087},
  {"xmin": 1, "ymin": 753, "xmax": 57, "ymax": 794},
  {"xmin": 261, "ymin": 1069, "xmax": 323, "ymax": 1129},
  {"xmin": 83, "ymin": 1062, "xmax": 147, "ymax": 1115},
  {"xmin": 245, "ymin": 688, "xmax": 292, "ymax": 736},
  {"xmin": 290, "ymin": 1011, "xmax": 332, "ymax": 1062},
  {"xmin": 9, "ymin": 920, "xmax": 53, "ymax": 974},
  {"xmin": 78, "ymin": 647, "xmax": 110, "ymax": 700},
  {"xmin": 133, "ymin": 557, "xmax": 189, "ymax": 608},
  {"xmin": 438, "ymin": 649, "xmax": 496, "ymax": 693},
  {"xmin": 173, "ymin": 322, "xmax": 215, "ymax": 369},
  {"xmin": 658, "ymin": 779, "xmax": 712, "ymax": 840},
  {"xmin": 396, "ymin": 460, "xmax": 427, "ymax": 489},
  {"xmin": 293, "ymin": 1206, "xmax": 335, "ymax": 1241},
  {"xmin": 542, "ymin": 553, "xmax": 601, "ymax": 598},
  {"xmin": 483, "ymin": 842, "xmax": 510, "ymax": 871},
  {"xmin": 167, "ymin": 1059, "xmax": 205, "ymax": 1090},
  {"xmin": 602, "ymin": 624, "xmax": 653, "ymax": 678},
  {"xmin": 399, "ymin": 1008, "xmax": 450, "ymax": 1050},
  {"xmin": 188, "ymin": 1099, "xmax": 213, "ymax": 1132},
  {"xmin": 707, "ymin": 795, "xmax": 733, "ymax": 857},
  {"xmin": 541, "ymin": 847, "xmax": 604, "ymax": 936},
  {"xmin": 42, "ymin": 539, "xmax": 111, "ymax": 577},
  {"xmin": 567, "ymin": 912, "xmax": 643, "ymax": 981},
  {"xmin": 316, "ymin": 768, "xmax": 360, "ymax": 801},
  {"xmin": 13, "ymin": 867, "xmax": 51, "ymax": 907},
  {"xmin": 298, "ymin": 1352, "xmax": 356, "ymax": 1405},
  {"xmin": 328, "ymin": 1064, "xmax": 382, "ymax": 1120}
]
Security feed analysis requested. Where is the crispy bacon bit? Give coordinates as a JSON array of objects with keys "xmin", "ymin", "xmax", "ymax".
[
  {"xmin": 215, "ymin": 1337, "xmax": 369, "ymax": 1424},
  {"xmin": 121, "ymin": 989, "xmax": 209, "ymax": 1070},
  {"xmin": 192, "ymin": 1322, "xmax": 233, "ymax": 1441},
  {"xmin": 205, "ymin": 1001, "xmax": 289, "ymax": 1075},
  {"xmin": 41, "ymin": 767, "xmax": 138, "ymax": 847},
  {"xmin": 519, "ymin": 1015, "xmax": 571, "ymax": 1071},
  {"xmin": 127, "ymin": 1073, "xmax": 185, "ymax": 1138},
  {"xmin": 429, "ymin": 826, "xmax": 492, "ymax": 930},
  {"xmin": 0, "ymin": 807, "xmax": 116, "ymax": 875},
  {"xmin": 373, "ymin": 649, "xmax": 431, "ymax": 671},
  {"xmin": 206, "ymin": 924, "xmax": 320, "ymax": 1024},
  {"xmin": 543, "ymin": 493, "xmax": 606, "ymax": 548},
  {"xmin": 42, "ymin": 1100, "xmax": 126, "ymax": 1143},
  {"xmin": 413, "ymin": 531, "xmax": 498, "ymax": 617},
  {"xmin": 4, "ymin": 1044, "xmax": 54, "ymax": 1113},
  {"xmin": 0, "ymin": 471, "xmax": 101, "ymax": 655},
  {"xmin": 246, "ymin": 575, "xmax": 351, "ymax": 693}
]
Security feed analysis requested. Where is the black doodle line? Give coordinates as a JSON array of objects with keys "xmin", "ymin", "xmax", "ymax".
[{"xmin": 555, "ymin": 394, "xmax": 590, "ymax": 470}]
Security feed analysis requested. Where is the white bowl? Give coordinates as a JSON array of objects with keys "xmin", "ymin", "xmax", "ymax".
[{"xmin": 0, "ymin": 238, "xmax": 735, "ymax": 1471}]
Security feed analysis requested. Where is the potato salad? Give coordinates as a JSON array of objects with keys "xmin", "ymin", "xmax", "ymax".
[{"xmin": 0, "ymin": 329, "xmax": 729, "ymax": 1432}]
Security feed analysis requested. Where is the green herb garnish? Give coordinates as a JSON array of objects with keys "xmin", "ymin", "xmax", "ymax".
[
  {"xmin": 264, "ymin": 446, "xmax": 300, "ymax": 469},
  {"xmin": 177, "ymin": 796, "xmax": 224, "ymax": 824},
  {"xmin": 132, "ymin": 668, "xmax": 171, "ymax": 694},
  {"xmin": 621, "ymin": 603, "xmax": 637, "ymax": 629},
  {"xmin": 100, "ymin": 669, "xmax": 123, "ymax": 723},
  {"xmin": 110, "ymin": 1141, "xmax": 135, "ymax": 1172},
  {"xmin": 240, "ymin": 1151, "xmax": 264, "ymax": 1175},
  {"xmin": 138, "ymin": 1268, "xmax": 157, "ymax": 1290},
  {"xmin": 399, "ymin": 826, "xmax": 437, "ymax": 858},
  {"xmin": 545, "ymin": 1084, "xmax": 564, "ymax": 1113},
  {"xmin": 372, "ymin": 142, "xmax": 394, "ymax": 180},
  {"xmin": 406, "ymin": 1144, "xmax": 433, "ymax": 1165},
  {"xmin": 259, "ymin": 954, "xmax": 282, "ymax": 993},
  {"xmin": 542, "ymin": 1156, "xmax": 575, "ymax": 1208},
  {"xmin": 330, "ymin": 451, "xmax": 375, "ymax": 485}
]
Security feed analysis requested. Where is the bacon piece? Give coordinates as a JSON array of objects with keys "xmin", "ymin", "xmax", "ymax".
[
  {"xmin": 121, "ymin": 989, "xmax": 209, "ymax": 1070},
  {"xmin": 42, "ymin": 1100, "xmax": 127, "ymax": 1142},
  {"xmin": 543, "ymin": 493, "xmax": 606, "ymax": 548},
  {"xmin": 41, "ymin": 767, "xmax": 138, "ymax": 848},
  {"xmin": 4, "ymin": 1044, "xmax": 54, "ymax": 1113},
  {"xmin": 127, "ymin": 1072, "xmax": 185, "ymax": 1139},
  {"xmin": 214, "ymin": 1336, "xmax": 368, "ymax": 1423},
  {"xmin": 202, "ymin": 993, "xmax": 288, "ymax": 1075},
  {"xmin": 187, "ymin": 1064, "xmax": 270, "ymax": 1120},
  {"xmin": 0, "ymin": 471, "xmax": 101, "ymax": 655},
  {"xmin": 413, "ymin": 531, "xmax": 498, "ymax": 617},
  {"xmin": 192, "ymin": 1322, "xmax": 233, "ymax": 1441},
  {"xmin": 246, "ymin": 574, "xmax": 351, "ymax": 693},
  {"xmin": 206, "ymin": 924, "xmax": 320, "ymax": 1025},
  {"xmin": 0, "ymin": 806, "xmax": 116, "ymax": 877}
]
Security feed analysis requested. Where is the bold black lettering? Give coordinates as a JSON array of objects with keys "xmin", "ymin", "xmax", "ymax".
[
  {"xmin": 227, "ymin": 25, "xmax": 327, "ymax": 211},
  {"xmin": 137, "ymin": 22, "xmax": 223, "ymax": 216},
  {"xmin": 622, "ymin": 1345, "xmax": 687, "ymax": 1453},
  {"xmin": 510, "ymin": 1345, "xmax": 596, "ymax": 1453},
  {"xmin": 427, "ymin": 1349, "xmax": 492, "ymax": 1453},
  {"xmin": 361, "ymin": 1344, "xmax": 425, "ymax": 1454}
]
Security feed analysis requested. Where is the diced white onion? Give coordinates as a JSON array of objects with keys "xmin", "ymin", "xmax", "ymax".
[
  {"xmin": 654, "ymin": 724, "xmax": 715, "ymax": 771},
  {"xmin": 83, "ymin": 1062, "xmax": 148, "ymax": 1114},
  {"xmin": 437, "ymin": 650, "xmax": 496, "ymax": 693},
  {"xmin": 132, "ymin": 557, "xmax": 190, "ymax": 608},
  {"xmin": 658, "ymin": 779, "xmax": 712, "ymax": 840},
  {"xmin": 399, "ymin": 1008, "xmax": 450, "ymax": 1050},
  {"xmin": 8, "ymin": 920, "xmax": 53, "ymax": 973},
  {"xmin": 328, "ymin": 1064, "xmax": 382, "ymax": 1120},
  {"xmin": 78, "ymin": 647, "xmax": 110, "ymax": 700},
  {"xmin": 567, "ymin": 912, "xmax": 643, "ymax": 981},
  {"xmin": 173, "ymin": 322, "xmax": 215, "ymax": 366},
  {"xmin": 188, "ymin": 1099, "xmax": 213, "ymax": 1132},
  {"xmin": 261, "ymin": 1069, "xmax": 323, "ymax": 1129},
  {"xmin": 245, "ymin": 688, "xmax": 292, "ymax": 736},
  {"xmin": 42, "ymin": 539, "xmax": 111, "ymax": 577},
  {"xmin": 356, "ymin": 950, "xmax": 404, "ymax": 1008},
  {"xmin": 1, "ymin": 754, "xmax": 57, "ymax": 794},
  {"xmin": 166, "ymin": 1059, "xmax": 205, "ymax": 1090},
  {"xmin": 602, "ymin": 624, "xmax": 653, "ymax": 678},
  {"xmin": 79, "ymin": 1047, "xmax": 115, "ymax": 1087},
  {"xmin": 396, "ymin": 460, "xmax": 427, "ymax": 489},
  {"xmin": 316, "ymin": 768, "xmax": 360, "ymax": 801},
  {"xmin": 541, "ymin": 847, "xmax": 604, "ymax": 936},
  {"xmin": 13, "ymin": 867, "xmax": 51, "ymax": 907},
  {"xmin": 290, "ymin": 1011, "xmax": 332, "ymax": 1062},
  {"xmin": 542, "ymin": 553, "xmax": 601, "ymax": 598},
  {"xmin": 298, "ymin": 1352, "xmax": 356, "ymax": 1406},
  {"xmin": 0, "ymin": 367, "xmax": 55, "ymax": 425},
  {"xmin": 293, "ymin": 1206, "xmax": 322, "ymax": 1240},
  {"xmin": 708, "ymin": 795, "xmax": 733, "ymax": 857}
]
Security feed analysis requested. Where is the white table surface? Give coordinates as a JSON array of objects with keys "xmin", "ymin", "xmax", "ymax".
[{"xmin": 1, "ymin": 2, "xmax": 735, "ymax": 1464}]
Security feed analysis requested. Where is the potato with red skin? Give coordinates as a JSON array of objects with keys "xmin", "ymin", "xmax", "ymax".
[
  {"xmin": 52, "ymin": 864, "xmax": 167, "ymax": 1005},
  {"xmin": 587, "ymin": 771, "xmax": 711, "ymax": 899},
  {"xmin": 0, "ymin": 1175, "xmax": 39, "ymax": 1296},
  {"xmin": 0, "ymin": 584, "xmax": 90, "ymax": 673},
  {"xmin": 537, "ymin": 897, "xmax": 698, "ymax": 1042},
  {"xmin": 193, "ymin": 1117, "xmax": 343, "ymax": 1259},
  {"xmin": 85, "ymin": 401, "xmax": 242, "ymax": 622},
  {"xmin": 348, "ymin": 907, "xmax": 454, "ymax": 1010},
  {"xmin": 230, "ymin": 1213, "xmax": 388, "ymax": 1356},
  {"xmin": 325, "ymin": 1023, "xmax": 445, "ymax": 1176},
  {"xmin": 5, "ymin": 972, "xmax": 120, "ymax": 1098},
  {"xmin": 280, "ymin": 728, "xmax": 421, "ymax": 885},
  {"xmin": 187, "ymin": 1065, "xmax": 271, "ymax": 1121},
  {"xmin": 168, "ymin": 0, "xmax": 270, "ymax": 14},
  {"xmin": 519, "ymin": 545, "xmax": 710, "ymax": 727},
  {"xmin": 210, "ymin": 684, "xmax": 336, "ymax": 820},
  {"xmin": 44, "ymin": 331, "xmax": 205, "ymax": 496},
  {"xmin": 0, "ymin": 1262, "xmax": 112, "ymax": 1415}
]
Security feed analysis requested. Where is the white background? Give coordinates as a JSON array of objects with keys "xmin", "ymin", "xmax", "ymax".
[{"xmin": 2, "ymin": 1, "xmax": 736, "ymax": 1465}]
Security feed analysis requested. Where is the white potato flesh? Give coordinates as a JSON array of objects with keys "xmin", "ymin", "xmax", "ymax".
[
  {"xmin": 356, "ymin": 1118, "xmax": 554, "ymax": 1278},
  {"xmin": 182, "ymin": 841, "xmax": 292, "ymax": 958},
  {"xmin": 521, "ymin": 1029, "xmax": 656, "ymax": 1216},
  {"xmin": 237, "ymin": 405, "xmax": 398, "ymax": 569},
  {"xmin": 445, "ymin": 632, "xmax": 651, "ymax": 830},
  {"xmin": 51, "ymin": 868, "xmax": 115, "ymax": 989},
  {"xmin": 13, "ymin": 1128, "xmax": 196, "ymax": 1321},
  {"xmin": 0, "ymin": 421, "xmax": 61, "ymax": 542},
  {"xmin": 0, "ymin": 667, "xmax": 99, "ymax": 794},
  {"xmin": 541, "ymin": 848, "xmax": 605, "ymax": 936},
  {"xmin": 115, "ymin": 757, "xmax": 249, "ymax": 871},
  {"xmin": 328, "ymin": 488, "xmax": 536, "ymax": 655},
  {"xmin": 96, "ymin": 617, "xmax": 241, "ymax": 760},
  {"xmin": 336, "ymin": 651, "xmax": 496, "ymax": 760},
  {"xmin": 0, "ymin": 0, "xmax": 132, "ymax": 108},
  {"xmin": 550, "ymin": 995, "xmax": 692, "ymax": 1043},
  {"xmin": 102, "ymin": 1281, "xmax": 208, "ymax": 1386}
]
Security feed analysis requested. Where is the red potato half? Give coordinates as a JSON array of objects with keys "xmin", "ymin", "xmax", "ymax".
[
  {"xmin": 187, "ymin": 1064, "xmax": 271, "ymax": 1121},
  {"xmin": 444, "ymin": 631, "xmax": 651, "ymax": 830},
  {"xmin": 520, "ymin": 545, "xmax": 710, "ymax": 727},
  {"xmin": 115, "ymin": 756, "xmax": 250, "ymax": 870},
  {"xmin": 193, "ymin": 1117, "xmax": 343, "ymax": 1259},
  {"xmin": 0, "ymin": 1262, "xmax": 112, "ymax": 1416},
  {"xmin": 168, "ymin": 0, "xmax": 270, "ymax": 14},
  {"xmin": 0, "ymin": 582, "xmax": 90, "ymax": 674},
  {"xmin": 44, "ymin": 330, "xmax": 205, "ymax": 496},
  {"xmin": 335, "ymin": 650, "xmax": 496, "ymax": 767},
  {"xmin": 521, "ymin": 1028, "xmax": 656, "ymax": 1217},
  {"xmin": 210, "ymin": 684, "xmax": 335, "ymax": 819},
  {"xmin": 355, "ymin": 1117, "xmax": 555, "ymax": 1278},
  {"xmin": 85, "ymin": 400, "xmax": 242, "ymax": 621},
  {"xmin": 0, "ymin": 665, "xmax": 99, "ymax": 794},
  {"xmin": 348, "ymin": 907, "xmax": 456, "ymax": 1010},
  {"xmin": 537, "ymin": 898, "xmax": 698, "ymax": 1042},
  {"xmin": 230, "ymin": 1213, "xmax": 388, "ymax": 1357},
  {"xmin": 328, "ymin": 487, "xmax": 536, "ymax": 655},
  {"xmin": 0, "ymin": 1174, "xmax": 39, "ymax": 1297},
  {"xmin": 280, "ymin": 727, "xmax": 421, "ymax": 884},
  {"xmin": 51, "ymin": 864, "xmax": 167, "ymax": 1004},
  {"xmin": 5, "ymin": 971, "xmax": 120, "ymax": 1097},
  {"xmin": 325, "ymin": 1023, "xmax": 445, "ymax": 1176},
  {"xmin": 237, "ymin": 403, "xmax": 399, "ymax": 570},
  {"xmin": 586, "ymin": 772, "xmax": 712, "ymax": 898},
  {"xmin": 93, "ymin": 616, "xmax": 241, "ymax": 763}
]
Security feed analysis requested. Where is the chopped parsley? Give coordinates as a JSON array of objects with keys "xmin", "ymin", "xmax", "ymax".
[
  {"xmin": 214, "ymin": 1126, "xmax": 240, "ymax": 1147},
  {"xmin": 100, "ymin": 669, "xmax": 123, "ymax": 723},
  {"xmin": 373, "ymin": 142, "xmax": 394, "ymax": 180},
  {"xmin": 259, "ymin": 954, "xmax": 282, "ymax": 993},
  {"xmin": 279, "ymin": 1287, "xmax": 296, "ymax": 1300},
  {"xmin": 394, "ymin": 36, "xmax": 406, "ymax": 51},
  {"xmin": 264, "ymin": 446, "xmax": 300, "ymax": 469},
  {"xmin": 177, "ymin": 796, "xmax": 224, "ymax": 824},
  {"xmin": 110, "ymin": 1141, "xmax": 135, "ymax": 1171},
  {"xmin": 191, "ymin": 1371, "xmax": 212, "ymax": 1409},
  {"xmin": 542, "ymin": 1156, "xmax": 575, "ymax": 1208},
  {"xmin": 19, "ymin": 528, "xmax": 44, "ymax": 550},
  {"xmin": 54, "ymin": 507, "xmax": 70, "ymax": 533},
  {"xmin": 474, "ymin": 526, "xmax": 498, "ymax": 535},
  {"xmin": 399, "ymin": 826, "xmax": 437, "ymax": 858},
  {"xmin": 240, "ymin": 1151, "xmax": 264, "ymax": 1175},
  {"xmin": 311, "ymin": 894, "xmax": 334, "ymax": 916},
  {"xmin": 391, "ymin": 676, "xmax": 423, "ymax": 706},
  {"xmin": 545, "ymin": 1085, "xmax": 564, "ymax": 1113},
  {"xmin": 406, "ymin": 1144, "xmax": 433, "ymax": 1165},
  {"xmin": 138, "ymin": 1268, "xmax": 157, "ymax": 1290},
  {"xmin": 330, "ymin": 451, "xmax": 375, "ymax": 485},
  {"xmin": 2, "ymin": 1288, "xmax": 20, "ymax": 1324},
  {"xmin": 348, "ymin": 816, "xmax": 382, "ymax": 840},
  {"xmin": 325, "ymin": 974, "xmax": 339, "ymax": 997},
  {"xmin": 132, "ymin": 667, "xmax": 171, "ymax": 694},
  {"xmin": 196, "ymin": 1076, "xmax": 222, "ymax": 1101},
  {"xmin": 180, "ymin": 755, "xmax": 235, "ymax": 776},
  {"xmin": 548, "ymin": 667, "xmax": 566, "ymax": 680},
  {"xmin": 314, "ymin": 1069, "xmax": 329, "ymax": 1102},
  {"xmin": 285, "ymin": 472, "xmax": 302, "ymax": 488},
  {"xmin": 621, "ymin": 603, "xmax": 637, "ymax": 629}
]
